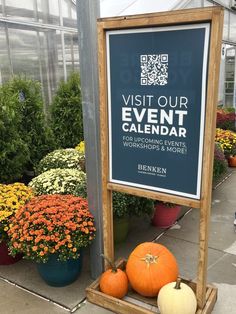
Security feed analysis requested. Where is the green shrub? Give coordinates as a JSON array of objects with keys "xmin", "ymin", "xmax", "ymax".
[
  {"xmin": 7, "ymin": 76, "xmax": 55, "ymax": 170},
  {"xmin": 113, "ymin": 192, "xmax": 131, "ymax": 218},
  {"xmin": 129, "ymin": 196, "xmax": 154, "ymax": 217},
  {"xmin": 50, "ymin": 72, "xmax": 84, "ymax": 148},
  {"xmin": 0, "ymin": 84, "xmax": 30, "ymax": 183},
  {"xmin": 113, "ymin": 192, "xmax": 154, "ymax": 218},
  {"xmin": 29, "ymin": 168, "xmax": 87, "ymax": 198}
]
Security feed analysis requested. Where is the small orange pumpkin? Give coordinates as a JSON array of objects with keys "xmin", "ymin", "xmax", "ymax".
[
  {"xmin": 126, "ymin": 242, "xmax": 178, "ymax": 297},
  {"xmin": 99, "ymin": 254, "xmax": 128, "ymax": 299}
]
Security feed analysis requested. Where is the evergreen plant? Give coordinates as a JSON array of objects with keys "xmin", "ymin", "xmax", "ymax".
[
  {"xmin": 0, "ymin": 84, "xmax": 30, "ymax": 183},
  {"xmin": 50, "ymin": 72, "xmax": 84, "ymax": 148},
  {"xmin": 7, "ymin": 76, "xmax": 55, "ymax": 171}
]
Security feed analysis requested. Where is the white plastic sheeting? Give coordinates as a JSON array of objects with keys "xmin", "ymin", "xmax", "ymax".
[{"xmin": 100, "ymin": 0, "xmax": 185, "ymax": 17}]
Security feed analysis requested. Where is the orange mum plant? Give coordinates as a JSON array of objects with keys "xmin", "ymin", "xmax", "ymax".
[{"xmin": 7, "ymin": 194, "xmax": 96, "ymax": 263}]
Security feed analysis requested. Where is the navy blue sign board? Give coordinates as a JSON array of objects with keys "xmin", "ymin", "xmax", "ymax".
[{"xmin": 106, "ymin": 24, "xmax": 210, "ymax": 200}]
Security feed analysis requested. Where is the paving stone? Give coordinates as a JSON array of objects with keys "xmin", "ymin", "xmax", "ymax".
[
  {"xmin": 0, "ymin": 280, "xmax": 67, "ymax": 314},
  {"xmin": 212, "ymin": 283, "xmax": 236, "ymax": 314},
  {"xmin": 157, "ymin": 235, "xmax": 224, "ymax": 280},
  {"xmin": 74, "ymin": 300, "xmax": 113, "ymax": 313},
  {"xmin": 207, "ymin": 253, "xmax": 236, "ymax": 285},
  {"xmin": 0, "ymin": 251, "xmax": 92, "ymax": 309}
]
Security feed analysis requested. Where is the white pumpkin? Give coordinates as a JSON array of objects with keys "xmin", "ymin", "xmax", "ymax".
[{"xmin": 157, "ymin": 278, "xmax": 197, "ymax": 314}]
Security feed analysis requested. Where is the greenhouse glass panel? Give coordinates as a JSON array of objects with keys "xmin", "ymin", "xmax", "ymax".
[
  {"xmin": 37, "ymin": 29, "xmax": 59, "ymax": 105},
  {"xmin": 223, "ymin": 9, "xmax": 229, "ymax": 42},
  {"xmin": 55, "ymin": 30, "xmax": 65, "ymax": 84},
  {"xmin": 5, "ymin": 0, "xmax": 35, "ymax": 21},
  {"xmin": 37, "ymin": 0, "xmax": 60, "ymax": 25},
  {"xmin": 0, "ymin": 24, "xmax": 11, "ymax": 84},
  {"xmin": 72, "ymin": 6, "xmax": 77, "ymax": 20},
  {"xmin": 204, "ymin": 0, "xmax": 213, "ymax": 6},
  {"xmin": 8, "ymin": 27, "xmax": 41, "ymax": 80},
  {"xmin": 225, "ymin": 47, "xmax": 235, "ymax": 107},
  {"xmin": 0, "ymin": 0, "xmax": 3, "ymax": 16},
  {"xmin": 64, "ymin": 32, "xmax": 79, "ymax": 76},
  {"xmin": 183, "ymin": 0, "xmax": 202, "ymax": 9},
  {"xmin": 36, "ymin": 29, "xmax": 66, "ymax": 105},
  {"xmin": 62, "ymin": 0, "xmax": 77, "ymax": 28},
  {"xmin": 220, "ymin": 0, "xmax": 230, "ymax": 6},
  {"xmin": 229, "ymin": 12, "xmax": 236, "ymax": 43},
  {"xmin": 49, "ymin": 0, "xmax": 60, "ymax": 24}
]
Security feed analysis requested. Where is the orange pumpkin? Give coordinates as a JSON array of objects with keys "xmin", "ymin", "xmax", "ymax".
[
  {"xmin": 126, "ymin": 242, "xmax": 178, "ymax": 297},
  {"xmin": 99, "ymin": 254, "xmax": 128, "ymax": 299}
]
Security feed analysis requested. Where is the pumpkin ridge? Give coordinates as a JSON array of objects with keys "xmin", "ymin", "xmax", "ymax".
[{"xmin": 160, "ymin": 255, "xmax": 178, "ymax": 275}]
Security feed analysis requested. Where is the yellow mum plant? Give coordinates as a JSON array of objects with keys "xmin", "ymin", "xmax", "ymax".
[
  {"xmin": 75, "ymin": 141, "xmax": 86, "ymax": 171},
  {"xmin": 0, "ymin": 183, "xmax": 34, "ymax": 242},
  {"xmin": 75, "ymin": 141, "xmax": 85, "ymax": 154},
  {"xmin": 215, "ymin": 128, "xmax": 236, "ymax": 157}
]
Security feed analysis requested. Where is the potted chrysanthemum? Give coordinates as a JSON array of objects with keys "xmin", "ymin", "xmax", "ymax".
[
  {"xmin": 227, "ymin": 144, "xmax": 236, "ymax": 167},
  {"xmin": 75, "ymin": 141, "xmax": 86, "ymax": 172},
  {"xmin": 215, "ymin": 128, "xmax": 236, "ymax": 165},
  {"xmin": 113, "ymin": 192, "xmax": 154, "ymax": 243},
  {"xmin": 35, "ymin": 148, "xmax": 85, "ymax": 175},
  {"xmin": 29, "ymin": 168, "xmax": 87, "ymax": 198},
  {"xmin": 7, "ymin": 194, "xmax": 96, "ymax": 286},
  {"xmin": 0, "ymin": 183, "xmax": 34, "ymax": 264}
]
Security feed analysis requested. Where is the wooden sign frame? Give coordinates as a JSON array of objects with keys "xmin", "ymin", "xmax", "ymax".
[{"xmin": 97, "ymin": 7, "xmax": 223, "ymax": 311}]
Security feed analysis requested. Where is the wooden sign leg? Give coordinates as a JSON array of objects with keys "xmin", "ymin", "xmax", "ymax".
[
  {"xmin": 196, "ymin": 201, "xmax": 211, "ymax": 309},
  {"xmin": 102, "ymin": 189, "xmax": 114, "ymax": 269},
  {"xmin": 196, "ymin": 8, "xmax": 223, "ymax": 310}
]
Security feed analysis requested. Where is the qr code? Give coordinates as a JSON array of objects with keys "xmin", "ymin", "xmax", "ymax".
[{"xmin": 140, "ymin": 54, "xmax": 168, "ymax": 86}]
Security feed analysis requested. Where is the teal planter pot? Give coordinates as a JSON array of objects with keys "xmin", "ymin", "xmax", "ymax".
[{"xmin": 37, "ymin": 252, "xmax": 83, "ymax": 287}]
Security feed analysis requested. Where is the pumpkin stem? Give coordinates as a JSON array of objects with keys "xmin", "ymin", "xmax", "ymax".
[
  {"xmin": 101, "ymin": 254, "xmax": 117, "ymax": 273},
  {"xmin": 174, "ymin": 277, "xmax": 182, "ymax": 289},
  {"xmin": 141, "ymin": 253, "xmax": 158, "ymax": 268}
]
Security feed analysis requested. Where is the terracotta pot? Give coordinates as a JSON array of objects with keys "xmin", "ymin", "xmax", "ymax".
[
  {"xmin": 0, "ymin": 241, "xmax": 23, "ymax": 265},
  {"xmin": 152, "ymin": 204, "xmax": 181, "ymax": 228},
  {"xmin": 228, "ymin": 156, "xmax": 236, "ymax": 167}
]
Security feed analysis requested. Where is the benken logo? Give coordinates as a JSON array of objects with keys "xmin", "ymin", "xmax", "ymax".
[
  {"xmin": 138, "ymin": 163, "xmax": 167, "ymax": 177},
  {"xmin": 140, "ymin": 54, "xmax": 168, "ymax": 86}
]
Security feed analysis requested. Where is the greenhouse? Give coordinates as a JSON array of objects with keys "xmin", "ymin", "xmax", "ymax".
[{"xmin": 0, "ymin": 0, "xmax": 78, "ymax": 105}]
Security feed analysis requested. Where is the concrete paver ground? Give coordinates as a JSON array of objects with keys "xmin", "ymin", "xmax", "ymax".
[
  {"xmin": 0, "ymin": 170, "xmax": 235, "ymax": 313},
  {"xmin": 0, "ymin": 280, "xmax": 66, "ymax": 314}
]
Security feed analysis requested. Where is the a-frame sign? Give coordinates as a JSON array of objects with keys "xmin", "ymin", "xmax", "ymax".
[{"xmin": 87, "ymin": 6, "xmax": 224, "ymax": 313}]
